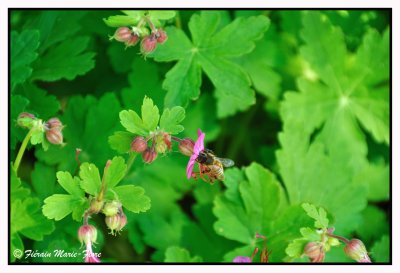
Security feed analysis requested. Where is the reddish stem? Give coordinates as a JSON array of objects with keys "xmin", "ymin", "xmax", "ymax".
[{"xmin": 326, "ymin": 233, "xmax": 350, "ymax": 244}]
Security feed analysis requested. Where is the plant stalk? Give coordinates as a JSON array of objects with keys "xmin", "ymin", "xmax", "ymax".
[{"xmin": 13, "ymin": 128, "xmax": 34, "ymax": 174}]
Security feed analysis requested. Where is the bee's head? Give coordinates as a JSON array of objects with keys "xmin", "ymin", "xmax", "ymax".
[{"xmin": 196, "ymin": 151, "xmax": 207, "ymax": 164}]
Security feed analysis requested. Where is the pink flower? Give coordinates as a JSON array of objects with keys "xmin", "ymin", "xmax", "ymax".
[
  {"xmin": 84, "ymin": 241, "xmax": 100, "ymax": 263},
  {"xmin": 186, "ymin": 129, "xmax": 205, "ymax": 179},
  {"xmin": 233, "ymin": 256, "xmax": 252, "ymax": 263}
]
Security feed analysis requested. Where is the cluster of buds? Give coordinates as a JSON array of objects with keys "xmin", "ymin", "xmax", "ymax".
[
  {"xmin": 110, "ymin": 16, "xmax": 167, "ymax": 55},
  {"xmin": 130, "ymin": 131, "xmax": 173, "ymax": 164},
  {"xmin": 302, "ymin": 228, "xmax": 371, "ymax": 263},
  {"xmin": 102, "ymin": 200, "xmax": 127, "ymax": 235},
  {"xmin": 17, "ymin": 112, "xmax": 64, "ymax": 145},
  {"xmin": 78, "ymin": 224, "xmax": 100, "ymax": 263},
  {"xmin": 233, "ymin": 233, "xmax": 271, "ymax": 263}
]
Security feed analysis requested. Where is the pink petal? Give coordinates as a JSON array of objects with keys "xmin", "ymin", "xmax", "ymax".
[
  {"xmin": 193, "ymin": 129, "xmax": 205, "ymax": 154},
  {"xmin": 186, "ymin": 155, "xmax": 197, "ymax": 179},
  {"xmin": 84, "ymin": 242, "xmax": 101, "ymax": 263}
]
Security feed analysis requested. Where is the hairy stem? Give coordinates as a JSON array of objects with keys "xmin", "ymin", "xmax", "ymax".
[
  {"xmin": 98, "ymin": 160, "xmax": 111, "ymax": 201},
  {"xmin": 13, "ymin": 128, "xmax": 34, "ymax": 174},
  {"xmin": 126, "ymin": 152, "xmax": 138, "ymax": 173},
  {"xmin": 326, "ymin": 233, "xmax": 350, "ymax": 244}
]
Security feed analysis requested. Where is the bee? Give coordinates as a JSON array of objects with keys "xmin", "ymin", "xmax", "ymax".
[{"xmin": 194, "ymin": 148, "xmax": 234, "ymax": 184}]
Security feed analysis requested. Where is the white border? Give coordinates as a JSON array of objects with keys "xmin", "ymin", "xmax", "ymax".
[{"xmin": 1, "ymin": 1, "xmax": 398, "ymax": 273}]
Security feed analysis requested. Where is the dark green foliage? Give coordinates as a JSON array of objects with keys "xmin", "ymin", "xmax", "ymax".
[{"xmin": 10, "ymin": 9, "xmax": 390, "ymax": 263}]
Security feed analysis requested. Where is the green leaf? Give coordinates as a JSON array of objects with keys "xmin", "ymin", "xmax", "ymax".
[
  {"xmin": 108, "ymin": 131, "xmax": 134, "ymax": 154},
  {"xmin": 301, "ymin": 203, "xmax": 329, "ymax": 229},
  {"xmin": 31, "ymin": 162, "xmax": 56, "ymax": 200},
  {"xmin": 280, "ymin": 12, "xmax": 389, "ymax": 170},
  {"xmin": 141, "ymin": 96, "xmax": 160, "ymax": 132},
  {"xmin": 148, "ymin": 10, "xmax": 176, "ymax": 20},
  {"xmin": 56, "ymin": 171, "xmax": 85, "ymax": 197},
  {"xmin": 113, "ymin": 185, "xmax": 151, "ymax": 213},
  {"xmin": 11, "ymin": 30, "xmax": 40, "ymax": 89},
  {"xmin": 208, "ymin": 15, "xmax": 270, "ymax": 57},
  {"xmin": 11, "ymin": 198, "xmax": 54, "ymax": 241},
  {"xmin": 119, "ymin": 110, "xmax": 147, "ymax": 136},
  {"xmin": 164, "ymin": 246, "xmax": 203, "ymax": 262},
  {"xmin": 160, "ymin": 106, "xmax": 185, "ymax": 134},
  {"xmin": 15, "ymin": 83, "xmax": 60, "ymax": 120},
  {"xmin": 42, "ymin": 194, "xmax": 86, "ymax": 221},
  {"xmin": 103, "ymin": 15, "xmax": 140, "ymax": 27},
  {"xmin": 286, "ymin": 238, "xmax": 308, "ymax": 258},
  {"xmin": 371, "ymin": 235, "xmax": 389, "ymax": 262},
  {"xmin": 32, "ymin": 36, "xmax": 95, "ymax": 81},
  {"xmin": 357, "ymin": 205, "xmax": 389, "ymax": 245},
  {"xmin": 213, "ymin": 163, "xmax": 287, "ymax": 245},
  {"xmin": 79, "ymin": 163, "xmax": 102, "ymax": 196},
  {"xmin": 105, "ymin": 156, "xmax": 127, "ymax": 189},
  {"xmin": 353, "ymin": 161, "xmax": 389, "ymax": 201},
  {"xmin": 276, "ymin": 122, "xmax": 367, "ymax": 235},
  {"xmin": 152, "ymin": 12, "xmax": 270, "ymax": 116}
]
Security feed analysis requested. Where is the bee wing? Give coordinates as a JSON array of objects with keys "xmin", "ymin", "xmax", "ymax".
[{"xmin": 217, "ymin": 158, "xmax": 235, "ymax": 168}]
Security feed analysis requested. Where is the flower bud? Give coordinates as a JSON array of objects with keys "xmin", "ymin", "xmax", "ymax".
[
  {"xmin": 105, "ymin": 214, "xmax": 121, "ymax": 235},
  {"xmin": 78, "ymin": 224, "xmax": 97, "ymax": 245},
  {"xmin": 17, "ymin": 112, "xmax": 35, "ymax": 128},
  {"xmin": 131, "ymin": 136, "xmax": 147, "ymax": 153},
  {"xmin": 304, "ymin": 242, "xmax": 325, "ymax": 263},
  {"xmin": 344, "ymin": 239, "xmax": 371, "ymax": 263},
  {"xmin": 46, "ymin": 128, "xmax": 63, "ymax": 145},
  {"xmin": 47, "ymin": 117, "xmax": 63, "ymax": 129},
  {"xmin": 142, "ymin": 147, "xmax": 157, "ymax": 163},
  {"xmin": 112, "ymin": 27, "xmax": 132, "ymax": 42},
  {"xmin": 140, "ymin": 33, "xmax": 158, "ymax": 55},
  {"xmin": 178, "ymin": 138, "xmax": 195, "ymax": 156},
  {"xmin": 118, "ymin": 212, "xmax": 127, "ymax": 231},
  {"xmin": 125, "ymin": 34, "xmax": 139, "ymax": 47},
  {"xmin": 87, "ymin": 199, "xmax": 104, "ymax": 214},
  {"xmin": 155, "ymin": 29, "xmax": 168, "ymax": 44},
  {"xmin": 233, "ymin": 256, "xmax": 252, "ymax": 263},
  {"xmin": 102, "ymin": 200, "xmax": 121, "ymax": 217}
]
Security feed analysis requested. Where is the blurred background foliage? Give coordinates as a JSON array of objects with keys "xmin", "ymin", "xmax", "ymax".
[{"xmin": 10, "ymin": 9, "xmax": 390, "ymax": 263}]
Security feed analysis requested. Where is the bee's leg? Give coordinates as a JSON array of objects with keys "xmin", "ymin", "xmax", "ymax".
[{"xmin": 199, "ymin": 164, "xmax": 212, "ymax": 183}]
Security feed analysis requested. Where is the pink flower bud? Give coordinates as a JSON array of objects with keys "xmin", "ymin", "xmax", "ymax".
[
  {"xmin": 344, "ymin": 239, "xmax": 371, "ymax": 263},
  {"xmin": 112, "ymin": 27, "xmax": 132, "ymax": 42},
  {"xmin": 304, "ymin": 242, "xmax": 325, "ymax": 263},
  {"xmin": 78, "ymin": 224, "xmax": 97, "ymax": 246},
  {"xmin": 17, "ymin": 112, "xmax": 35, "ymax": 128},
  {"xmin": 142, "ymin": 147, "xmax": 157, "ymax": 163},
  {"xmin": 102, "ymin": 200, "xmax": 121, "ymax": 217},
  {"xmin": 155, "ymin": 29, "xmax": 168, "ymax": 44},
  {"xmin": 118, "ymin": 212, "xmax": 127, "ymax": 231},
  {"xmin": 178, "ymin": 138, "xmax": 195, "ymax": 156},
  {"xmin": 140, "ymin": 33, "xmax": 158, "ymax": 55},
  {"xmin": 125, "ymin": 34, "xmax": 140, "ymax": 47},
  {"xmin": 46, "ymin": 117, "xmax": 63, "ymax": 129},
  {"xmin": 46, "ymin": 128, "xmax": 63, "ymax": 145},
  {"xmin": 131, "ymin": 136, "xmax": 147, "ymax": 153}
]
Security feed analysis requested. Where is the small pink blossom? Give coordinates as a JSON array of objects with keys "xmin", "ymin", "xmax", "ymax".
[
  {"xmin": 186, "ymin": 129, "xmax": 205, "ymax": 179},
  {"xmin": 233, "ymin": 256, "xmax": 252, "ymax": 263},
  {"xmin": 84, "ymin": 241, "xmax": 101, "ymax": 263}
]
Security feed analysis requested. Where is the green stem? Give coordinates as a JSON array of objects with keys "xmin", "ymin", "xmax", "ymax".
[
  {"xmin": 13, "ymin": 128, "xmax": 34, "ymax": 174},
  {"xmin": 126, "ymin": 152, "xmax": 138, "ymax": 173}
]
